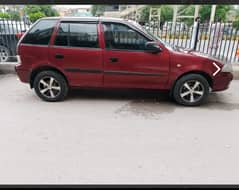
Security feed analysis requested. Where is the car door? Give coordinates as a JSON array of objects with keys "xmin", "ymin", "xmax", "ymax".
[
  {"xmin": 101, "ymin": 22, "xmax": 170, "ymax": 89},
  {"xmin": 49, "ymin": 21, "xmax": 103, "ymax": 87}
]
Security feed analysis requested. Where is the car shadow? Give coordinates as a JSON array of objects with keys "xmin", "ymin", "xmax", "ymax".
[
  {"xmin": 68, "ymin": 88, "xmax": 176, "ymax": 118},
  {"xmin": 67, "ymin": 88, "xmax": 239, "ymax": 112},
  {"xmin": 68, "ymin": 88, "xmax": 171, "ymax": 102}
]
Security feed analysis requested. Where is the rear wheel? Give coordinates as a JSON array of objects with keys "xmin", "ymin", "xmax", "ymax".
[
  {"xmin": 33, "ymin": 71, "xmax": 68, "ymax": 102},
  {"xmin": 172, "ymin": 74, "xmax": 210, "ymax": 106}
]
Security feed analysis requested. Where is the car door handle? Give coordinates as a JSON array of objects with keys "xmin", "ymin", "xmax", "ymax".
[
  {"xmin": 55, "ymin": 54, "xmax": 64, "ymax": 59},
  {"xmin": 109, "ymin": 57, "xmax": 119, "ymax": 63}
]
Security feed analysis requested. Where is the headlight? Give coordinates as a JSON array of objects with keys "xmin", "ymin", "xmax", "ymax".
[{"xmin": 221, "ymin": 63, "xmax": 233, "ymax": 73}]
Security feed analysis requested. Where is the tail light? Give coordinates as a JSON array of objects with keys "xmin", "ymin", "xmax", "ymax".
[{"xmin": 16, "ymin": 32, "xmax": 24, "ymax": 40}]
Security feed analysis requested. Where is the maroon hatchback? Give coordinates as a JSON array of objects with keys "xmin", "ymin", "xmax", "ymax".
[{"xmin": 15, "ymin": 17, "xmax": 233, "ymax": 106}]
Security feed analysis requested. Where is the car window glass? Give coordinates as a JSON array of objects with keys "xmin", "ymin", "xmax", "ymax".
[
  {"xmin": 21, "ymin": 19, "xmax": 57, "ymax": 45},
  {"xmin": 69, "ymin": 23, "xmax": 99, "ymax": 48},
  {"xmin": 103, "ymin": 23, "xmax": 148, "ymax": 51}
]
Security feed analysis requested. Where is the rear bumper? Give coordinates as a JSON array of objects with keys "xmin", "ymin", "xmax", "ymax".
[
  {"xmin": 212, "ymin": 72, "xmax": 233, "ymax": 91},
  {"xmin": 15, "ymin": 55, "xmax": 30, "ymax": 83}
]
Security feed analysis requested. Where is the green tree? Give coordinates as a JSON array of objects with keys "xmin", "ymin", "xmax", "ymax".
[
  {"xmin": 91, "ymin": 5, "xmax": 106, "ymax": 16},
  {"xmin": 8, "ymin": 10, "xmax": 21, "ymax": 20},
  {"xmin": 24, "ymin": 5, "xmax": 41, "ymax": 15},
  {"xmin": 199, "ymin": 5, "xmax": 211, "ymax": 22},
  {"xmin": 138, "ymin": 5, "xmax": 150, "ymax": 22},
  {"xmin": 139, "ymin": 5, "xmax": 173, "ymax": 22},
  {"xmin": 39, "ymin": 5, "xmax": 59, "ymax": 17},
  {"xmin": 0, "ymin": 12, "xmax": 10, "ymax": 19},
  {"xmin": 24, "ymin": 5, "xmax": 59, "ymax": 22},
  {"xmin": 178, "ymin": 5, "xmax": 195, "ymax": 26},
  {"xmin": 28, "ymin": 12, "xmax": 46, "ymax": 22},
  {"xmin": 233, "ymin": 13, "xmax": 239, "ymax": 29},
  {"xmin": 199, "ymin": 5, "xmax": 232, "ymax": 22},
  {"xmin": 161, "ymin": 5, "xmax": 174, "ymax": 22},
  {"xmin": 215, "ymin": 5, "xmax": 231, "ymax": 21}
]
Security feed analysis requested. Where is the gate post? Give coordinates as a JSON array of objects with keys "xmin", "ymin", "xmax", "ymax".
[{"xmin": 191, "ymin": 17, "xmax": 201, "ymax": 50}]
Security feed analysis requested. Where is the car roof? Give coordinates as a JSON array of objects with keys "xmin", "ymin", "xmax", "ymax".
[{"xmin": 42, "ymin": 16, "xmax": 127, "ymax": 23}]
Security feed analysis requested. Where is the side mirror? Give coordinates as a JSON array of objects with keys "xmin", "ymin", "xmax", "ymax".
[{"xmin": 145, "ymin": 42, "xmax": 162, "ymax": 53}]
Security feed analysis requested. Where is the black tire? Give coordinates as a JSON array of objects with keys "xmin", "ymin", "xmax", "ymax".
[
  {"xmin": 33, "ymin": 71, "xmax": 68, "ymax": 102},
  {"xmin": 0, "ymin": 45, "xmax": 10, "ymax": 62},
  {"xmin": 172, "ymin": 74, "xmax": 210, "ymax": 106}
]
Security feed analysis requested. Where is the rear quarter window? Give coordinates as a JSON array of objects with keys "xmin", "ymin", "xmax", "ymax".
[{"xmin": 21, "ymin": 19, "xmax": 57, "ymax": 45}]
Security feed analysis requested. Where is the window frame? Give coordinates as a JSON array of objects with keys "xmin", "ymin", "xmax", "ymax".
[
  {"xmin": 101, "ymin": 21, "xmax": 152, "ymax": 52},
  {"xmin": 53, "ymin": 21, "xmax": 100, "ymax": 50}
]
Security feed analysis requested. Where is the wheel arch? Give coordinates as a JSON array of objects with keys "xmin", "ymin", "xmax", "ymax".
[
  {"xmin": 29, "ymin": 66, "xmax": 68, "ymax": 88},
  {"xmin": 171, "ymin": 70, "xmax": 213, "ymax": 92}
]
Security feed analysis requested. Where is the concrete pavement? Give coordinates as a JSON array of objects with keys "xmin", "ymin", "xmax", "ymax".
[{"xmin": 0, "ymin": 74, "xmax": 239, "ymax": 184}]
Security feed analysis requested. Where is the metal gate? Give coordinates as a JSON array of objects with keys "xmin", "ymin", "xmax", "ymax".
[
  {"xmin": 0, "ymin": 18, "xmax": 239, "ymax": 64},
  {"xmin": 144, "ymin": 20, "xmax": 239, "ymax": 63},
  {"xmin": 0, "ymin": 19, "xmax": 31, "ymax": 62}
]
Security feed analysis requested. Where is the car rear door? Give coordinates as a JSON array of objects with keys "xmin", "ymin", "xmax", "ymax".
[
  {"xmin": 49, "ymin": 20, "xmax": 103, "ymax": 87},
  {"xmin": 101, "ymin": 22, "xmax": 170, "ymax": 89}
]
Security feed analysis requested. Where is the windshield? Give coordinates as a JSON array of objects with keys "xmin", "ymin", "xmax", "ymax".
[{"xmin": 128, "ymin": 20, "xmax": 176, "ymax": 51}]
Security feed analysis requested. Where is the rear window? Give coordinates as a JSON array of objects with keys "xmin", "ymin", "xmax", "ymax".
[{"xmin": 21, "ymin": 19, "xmax": 57, "ymax": 45}]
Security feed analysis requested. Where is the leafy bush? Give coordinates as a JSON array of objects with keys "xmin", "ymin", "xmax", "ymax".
[
  {"xmin": 233, "ymin": 15, "xmax": 239, "ymax": 29},
  {"xmin": 28, "ymin": 12, "xmax": 46, "ymax": 22},
  {"xmin": 0, "ymin": 12, "xmax": 10, "ymax": 19},
  {"xmin": 24, "ymin": 5, "xmax": 59, "ymax": 22}
]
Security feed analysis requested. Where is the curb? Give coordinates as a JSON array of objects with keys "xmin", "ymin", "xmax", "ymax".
[
  {"xmin": 0, "ymin": 63, "xmax": 16, "ymax": 75},
  {"xmin": 232, "ymin": 64, "xmax": 239, "ymax": 80}
]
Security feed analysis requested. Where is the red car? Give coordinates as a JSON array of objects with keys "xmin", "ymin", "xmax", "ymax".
[{"xmin": 15, "ymin": 17, "xmax": 233, "ymax": 106}]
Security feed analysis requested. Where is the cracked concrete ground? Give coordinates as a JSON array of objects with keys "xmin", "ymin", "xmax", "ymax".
[{"xmin": 0, "ymin": 74, "xmax": 239, "ymax": 184}]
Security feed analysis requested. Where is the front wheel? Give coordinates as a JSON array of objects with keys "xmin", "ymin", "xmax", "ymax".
[
  {"xmin": 0, "ymin": 45, "xmax": 10, "ymax": 62},
  {"xmin": 172, "ymin": 74, "xmax": 210, "ymax": 106},
  {"xmin": 33, "ymin": 71, "xmax": 68, "ymax": 102}
]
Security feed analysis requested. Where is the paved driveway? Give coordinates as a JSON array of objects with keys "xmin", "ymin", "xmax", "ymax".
[{"xmin": 0, "ymin": 74, "xmax": 239, "ymax": 184}]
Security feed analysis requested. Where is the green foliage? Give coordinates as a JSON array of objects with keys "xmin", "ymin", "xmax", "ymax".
[
  {"xmin": 161, "ymin": 5, "xmax": 174, "ymax": 22},
  {"xmin": 139, "ymin": 5, "xmax": 173, "ymax": 22},
  {"xmin": 138, "ymin": 5, "xmax": 150, "ymax": 22},
  {"xmin": 24, "ymin": 5, "xmax": 59, "ymax": 22},
  {"xmin": 28, "ymin": 12, "xmax": 46, "ymax": 22},
  {"xmin": 0, "ymin": 10, "xmax": 21, "ymax": 20},
  {"xmin": 0, "ymin": 12, "xmax": 10, "ymax": 19},
  {"xmin": 233, "ymin": 14, "xmax": 239, "ymax": 29},
  {"xmin": 8, "ymin": 11, "xmax": 21, "ymax": 20},
  {"xmin": 177, "ymin": 5, "xmax": 195, "ymax": 26},
  {"xmin": 199, "ymin": 5, "xmax": 232, "ymax": 22},
  {"xmin": 91, "ymin": 5, "xmax": 106, "ymax": 16},
  {"xmin": 215, "ymin": 5, "xmax": 231, "ymax": 22},
  {"xmin": 199, "ymin": 5, "xmax": 211, "ymax": 22}
]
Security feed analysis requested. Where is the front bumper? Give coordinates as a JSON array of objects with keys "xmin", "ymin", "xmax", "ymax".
[{"xmin": 212, "ymin": 72, "xmax": 233, "ymax": 91}]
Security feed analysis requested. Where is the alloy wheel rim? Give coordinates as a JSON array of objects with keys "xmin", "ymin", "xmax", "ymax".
[
  {"xmin": 38, "ymin": 77, "xmax": 61, "ymax": 98},
  {"xmin": 179, "ymin": 80, "xmax": 205, "ymax": 103},
  {"xmin": 0, "ymin": 48, "xmax": 9, "ymax": 62}
]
